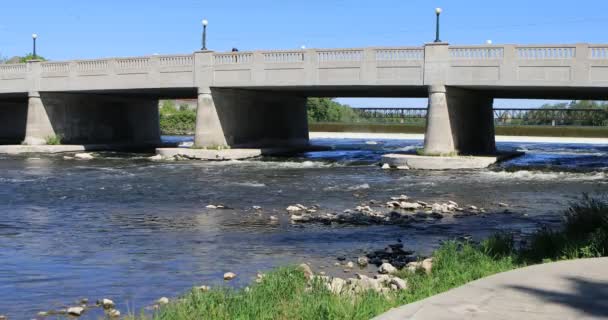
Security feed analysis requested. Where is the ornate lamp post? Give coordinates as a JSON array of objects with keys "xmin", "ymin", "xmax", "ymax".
[
  {"xmin": 434, "ymin": 8, "xmax": 442, "ymax": 43},
  {"xmin": 202, "ymin": 19, "xmax": 208, "ymax": 50},
  {"xmin": 32, "ymin": 33, "xmax": 38, "ymax": 58}
]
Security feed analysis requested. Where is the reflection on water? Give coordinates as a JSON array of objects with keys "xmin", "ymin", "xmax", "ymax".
[{"xmin": 0, "ymin": 136, "xmax": 606, "ymax": 318}]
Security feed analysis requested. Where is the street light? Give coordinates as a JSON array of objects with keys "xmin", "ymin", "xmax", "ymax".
[
  {"xmin": 32, "ymin": 33, "xmax": 38, "ymax": 58},
  {"xmin": 434, "ymin": 8, "xmax": 442, "ymax": 43},
  {"xmin": 202, "ymin": 19, "xmax": 208, "ymax": 50}
]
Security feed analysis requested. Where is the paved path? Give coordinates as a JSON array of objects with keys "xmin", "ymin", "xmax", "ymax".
[{"xmin": 374, "ymin": 258, "xmax": 608, "ymax": 320}]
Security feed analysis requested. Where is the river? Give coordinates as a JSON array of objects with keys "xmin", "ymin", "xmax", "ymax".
[{"xmin": 0, "ymin": 136, "xmax": 606, "ymax": 319}]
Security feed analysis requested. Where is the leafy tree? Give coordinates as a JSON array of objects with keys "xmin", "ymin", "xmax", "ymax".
[
  {"xmin": 18, "ymin": 54, "xmax": 46, "ymax": 63},
  {"xmin": 306, "ymin": 98, "xmax": 359, "ymax": 122}
]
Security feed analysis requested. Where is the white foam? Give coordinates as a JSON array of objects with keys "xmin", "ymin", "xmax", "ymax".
[{"xmin": 482, "ymin": 170, "xmax": 607, "ymax": 182}]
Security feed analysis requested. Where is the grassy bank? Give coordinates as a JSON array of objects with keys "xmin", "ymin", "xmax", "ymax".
[
  {"xmin": 310, "ymin": 122, "xmax": 608, "ymax": 138},
  {"xmin": 130, "ymin": 195, "xmax": 608, "ymax": 320}
]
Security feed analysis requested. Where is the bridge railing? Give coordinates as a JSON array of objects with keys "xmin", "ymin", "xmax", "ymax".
[{"xmin": 349, "ymin": 107, "xmax": 608, "ymax": 127}]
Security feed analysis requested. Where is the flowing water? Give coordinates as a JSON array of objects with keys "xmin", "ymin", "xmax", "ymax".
[{"xmin": 0, "ymin": 136, "xmax": 606, "ymax": 319}]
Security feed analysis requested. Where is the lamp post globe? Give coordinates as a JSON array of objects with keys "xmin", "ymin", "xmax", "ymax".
[
  {"xmin": 434, "ymin": 8, "xmax": 443, "ymax": 43},
  {"xmin": 201, "ymin": 19, "xmax": 209, "ymax": 50}
]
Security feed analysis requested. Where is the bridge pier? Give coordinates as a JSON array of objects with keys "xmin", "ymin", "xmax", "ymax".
[
  {"xmin": 194, "ymin": 88, "xmax": 309, "ymax": 148},
  {"xmin": 22, "ymin": 92, "xmax": 160, "ymax": 146},
  {"xmin": 424, "ymin": 85, "xmax": 496, "ymax": 155}
]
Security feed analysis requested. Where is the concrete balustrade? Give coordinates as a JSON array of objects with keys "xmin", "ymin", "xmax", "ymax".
[{"xmin": 1, "ymin": 42, "xmax": 608, "ymax": 152}]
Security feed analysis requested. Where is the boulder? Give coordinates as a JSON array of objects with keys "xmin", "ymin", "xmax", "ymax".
[
  {"xmin": 286, "ymin": 205, "xmax": 302, "ymax": 212},
  {"xmin": 157, "ymin": 297, "xmax": 169, "ymax": 305},
  {"xmin": 498, "ymin": 202, "xmax": 509, "ymax": 207},
  {"xmin": 107, "ymin": 309, "xmax": 121, "ymax": 318},
  {"xmin": 399, "ymin": 202, "xmax": 422, "ymax": 210},
  {"xmin": 223, "ymin": 272, "xmax": 237, "ymax": 280},
  {"xmin": 198, "ymin": 285, "xmax": 210, "ymax": 291},
  {"xmin": 67, "ymin": 307, "xmax": 85, "ymax": 316},
  {"xmin": 298, "ymin": 263, "xmax": 314, "ymax": 280},
  {"xmin": 98, "ymin": 298, "xmax": 115, "ymax": 309},
  {"xmin": 206, "ymin": 205, "xmax": 218, "ymax": 209},
  {"xmin": 74, "ymin": 153, "xmax": 94, "ymax": 160},
  {"xmin": 378, "ymin": 262, "xmax": 397, "ymax": 274},
  {"xmin": 357, "ymin": 256, "xmax": 369, "ymax": 267},
  {"xmin": 381, "ymin": 163, "xmax": 391, "ymax": 169},
  {"xmin": 329, "ymin": 277, "xmax": 346, "ymax": 294},
  {"xmin": 345, "ymin": 261, "xmax": 354, "ymax": 269},
  {"xmin": 390, "ymin": 277, "xmax": 408, "ymax": 290}
]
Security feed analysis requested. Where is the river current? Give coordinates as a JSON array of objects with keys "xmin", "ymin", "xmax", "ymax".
[{"xmin": 0, "ymin": 136, "xmax": 606, "ymax": 319}]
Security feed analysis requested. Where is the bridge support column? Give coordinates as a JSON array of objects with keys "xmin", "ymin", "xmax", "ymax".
[
  {"xmin": 424, "ymin": 85, "xmax": 496, "ymax": 155},
  {"xmin": 194, "ymin": 88, "xmax": 309, "ymax": 148},
  {"xmin": 23, "ymin": 91, "xmax": 55, "ymax": 145}
]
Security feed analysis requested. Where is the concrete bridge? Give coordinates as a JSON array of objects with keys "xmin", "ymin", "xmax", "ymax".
[{"xmin": 2, "ymin": 42, "xmax": 608, "ymax": 154}]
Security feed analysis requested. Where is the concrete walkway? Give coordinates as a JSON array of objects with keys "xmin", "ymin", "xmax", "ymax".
[{"xmin": 374, "ymin": 258, "xmax": 608, "ymax": 320}]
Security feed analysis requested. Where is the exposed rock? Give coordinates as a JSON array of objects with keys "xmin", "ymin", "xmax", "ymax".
[
  {"xmin": 0, "ymin": 315, "xmax": 6, "ymax": 320},
  {"xmin": 157, "ymin": 297, "xmax": 169, "ymax": 305},
  {"xmin": 98, "ymin": 298, "xmax": 115, "ymax": 309},
  {"xmin": 390, "ymin": 277, "xmax": 408, "ymax": 290},
  {"xmin": 206, "ymin": 205, "xmax": 218, "ymax": 209},
  {"xmin": 407, "ymin": 257, "xmax": 434, "ymax": 274},
  {"xmin": 223, "ymin": 272, "xmax": 237, "ymax": 280},
  {"xmin": 269, "ymin": 215, "xmax": 278, "ymax": 221},
  {"xmin": 79, "ymin": 298, "xmax": 89, "ymax": 305},
  {"xmin": 367, "ymin": 243, "xmax": 415, "ymax": 269},
  {"xmin": 37, "ymin": 311, "xmax": 49, "ymax": 316},
  {"xmin": 399, "ymin": 202, "xmax": 422, "ymax": 210},
  {"xmin": 469, "ymin": 205, "xmax": 478, "ymax": 210},
  {"xmin": 252, "ymin": 206, "xmax": 262, "ymax": 210},
  {"xmin": 255, "ymin": 273, "xmax": 265, "ymax": 283},
  {"xmin": 329, "ymin": 277, "xmax": 346, "ymax": 294},
  {"xmin": 67, "ymin": 307, "xmax": 85, "ymax": 316},
  {"xmin": 298, "ymin": 263, "xmax": 314, "ymax": 280},
  {"xmin": 378, "ymin": 263, "xmax": 397, "ymax": 274},
  {"xmin": 498, "ymin": 202, "xmax": 509, "ymax": 207},
  {"xmin": 448, "ymin": 200, "xmax": 458, "ymax": 206},
  {"xmin": 107, "ymin": 309, "xmax": 121, "ymax": 318},
  {"xmin": 74, "ymin": 153, "xmax": 94, "ymax": 160},
  {"xmin": 390, "ymin": 195, "xmax": 409, "ymax": 201},
  {"xmin": 381, "ymin": 163, "xmax": 391, "ymax": 169},
  {"xmin": 286, "ymin": 205, "xmax": 302, "ymax": 212},
  {"xmin": 345, "ymin": 261, "xmax": 354, "ymax": 269},
  {"xmin": 357, "ymin": 256, "xmax": 369, "ymax": 267}
]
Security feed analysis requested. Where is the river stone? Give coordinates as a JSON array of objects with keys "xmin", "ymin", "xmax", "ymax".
[
  {"xmin": 107, "ymin": 309, "xmax": 121, "ymax": 317},
  {"xmin": 357, "ymin": 256, "xmax": 369, "ymax": 267},
  {"xmin": 37, "ymin": 311, "xmax": 49, "ymax": 316},
  {"xmin": 224, "ymin": 272, "xmax": 237, "ymax": 280},
  {"xmin": 330, "ymin": 277, "xmax": 346, "ymax": 294},
  {"xmin": 286, "ymin": 205, "xmax": 302, "ymax": 212},
  {"xmin": 345, "ymin": 261, "xmax": 354, "ymax": 268},
  {"xmin": 399, "ymin": 202, "xmax": 422, "ymax": 210},
  {"xmin": 67, "ymin": 306, "xmax": 85, "ymax": 316},
  {"xmin": 498, "ymin": 202, "xmax": 509, "ymax": 207},
  {"xmin": 198, "ymin": 285, "xmax": 210, "ymax": 291},
  {"xmin": 74, "ymin": 153, "xmax": 94, "ymax": 160},
  {"xmin": 298, "ymin": 263, "xmax": 314, "ymax": 280},
  {"xmin": 206, "ymin": 205, "xmax": 217, "ymax": 209},
  {"xmin": 381, "ymin": 163, "xmax": 391, "ymax": 169},
  {"xmin": 98, "ymin": 298, "xmax": 115, "ymax": 309},
  {"xmin": 390, "ymin": 277, "xmax": 408, "ymax": 290},
  {"xmin": 0, "ymin": 316, "xmax": 6, "ymax": 320},
  {"xmin": 378, "ymin": 262, "xmax": 397, "ymax": 274}
]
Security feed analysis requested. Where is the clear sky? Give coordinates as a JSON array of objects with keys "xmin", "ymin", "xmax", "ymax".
[{"xmin": 1, "ymin": 0, "xmax": 607, "ymax": 107}]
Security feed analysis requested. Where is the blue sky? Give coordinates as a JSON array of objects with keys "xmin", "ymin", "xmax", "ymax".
[{"xmin": 1, "ymin": 0, "xmax": 607, "ymax": 107}]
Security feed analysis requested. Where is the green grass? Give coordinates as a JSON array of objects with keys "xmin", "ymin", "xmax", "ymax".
[
  {"xmin": 45, "ymin": 134, "xmax": 62, "ymax": 145},
  {"xmin": 131, "ymin": 195, "xmax": 608, "ymax": 320}
]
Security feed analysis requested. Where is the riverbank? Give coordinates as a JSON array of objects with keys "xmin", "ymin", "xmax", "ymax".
[
  {"xmin": 122, "ymin": 195, "xmax": 608, "ymax": 320},
  {"xmin": 310, "ymin": 132, "xmax": 608, "ymax": 145}
]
